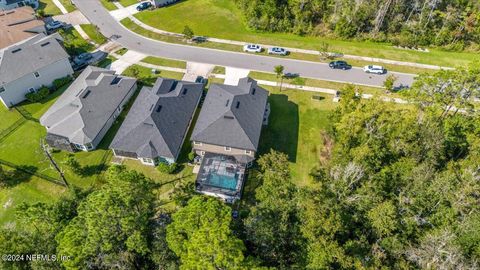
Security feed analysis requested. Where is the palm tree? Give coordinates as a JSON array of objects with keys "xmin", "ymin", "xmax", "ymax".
[{"xmin": 274, "ymin": 65, "xmax": 284, "ymax": 91}]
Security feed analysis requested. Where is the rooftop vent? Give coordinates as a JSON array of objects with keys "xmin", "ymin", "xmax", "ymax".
[
  {"xmin": 149, "ymin": 104, "xmax": 154, "ymax": 111},
  {"xmin": 170, "ymin": 81, "xmax": 178, "ymax": 91},
  {"xmin": 40, "ymin": 42, "xmax": 50, "ymax": 47},
  {"xmin": 236, "ymin": 101, "xmax": 240, "ymax": 109},
  {"xmin": 156, "ymin": 105, "xmax": 162, "ymax": 113},
  {"xmin": 225, "ymin": 99, "xmax": 230, "ymax": 107},
  {"xmin": 252, "ymin": 88, "xmax": 256, "ymax": 95},
  {"xmin": 224, "ymin": 115, "xmax": 234, "ymax": 119},
  {"xmin": 111, "ymin": 77, "xmax": 122, "ymax": 85},
  {"xmin": 182, "ymin": 88, "xmax": 188, "ymax": 95},
  {"xmin": 11, "ymin": 48, "xmax": 21, "ymax": 53}
]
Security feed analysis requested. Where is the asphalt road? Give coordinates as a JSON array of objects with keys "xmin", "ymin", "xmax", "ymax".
[{"xmin": 73, "ymin": 0, "xmax": 416, "ymax": 88}]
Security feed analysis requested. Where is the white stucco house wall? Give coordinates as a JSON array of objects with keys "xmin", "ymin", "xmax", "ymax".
[{"xmin": 0, "ymin": 33, "xmax": 73, "ymax": 108}]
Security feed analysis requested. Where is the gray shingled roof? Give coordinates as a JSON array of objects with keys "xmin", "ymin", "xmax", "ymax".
[
  {"xmin": 0, "ymin": 33, "xmax": 69, "ymax": 85},
  {"xmin": 110, "ymin": 78, "xmax": 203, "ymax": 160},
  {"xmin": 191, "ymin": 77, "xmax": 268, "ymax": 151},
  {"xmin": 40, "ymin": 66, "xmax": 137, "ymax": 145}
]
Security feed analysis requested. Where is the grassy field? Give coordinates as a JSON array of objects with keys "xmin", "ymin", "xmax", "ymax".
[
  {"xmin": 80, "ymin": 24, "xmax": 108, "ymax": 45},
  {"xmin": 142, "ymin": 56, "xmax": 187, "ymax": 69},
  {"xmin": 38, "ymin": 0, "xmax": 62, "ymax": 15},
  {"xmin": 257, "ymin": 86, "xmax": 336, "ymax": 187},
  {"xmin": 133, "ymin": 0, "xmax": 479, "ymax": 68}
]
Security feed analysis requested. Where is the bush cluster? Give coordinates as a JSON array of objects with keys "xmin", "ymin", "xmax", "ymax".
[{"xmin": 157, "ymin": 162, "xmax": 178, "ymax": 174}]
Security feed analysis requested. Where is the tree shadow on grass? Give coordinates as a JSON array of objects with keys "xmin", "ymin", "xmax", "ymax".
[
  {"xmin": 1, "ymin": 165, "xmax": 38, "ymax": 188},
  {"xmin": 258, "ymin": 93, "xmax": 299, "ymax": 162},
  {"xmin": 77, "ymin": 164, "xmax": 107, "ymax": 177}
]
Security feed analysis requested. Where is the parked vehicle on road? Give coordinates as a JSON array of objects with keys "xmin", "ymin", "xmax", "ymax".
[
  {"xmin": 243, "ymin": 44, "xmax": 262, "ymax": 53},
  {"xmin": 329, "ymin": 60, "xmax": 352, "ymax": 70},
  {"xmin": 364, "ymin": 65, "xmax": 386, "ymax": 74},
  {"xmin": 136, "ymin": 2, "xmax": 152, "ymax": 11},
  {"xmin": 283, "ymin": 72, "xmax": 299, "ymax": 79},
  {"xmin": 268, "ymin": 47, "xmax": 288, "ymax": 55},
  {"xmin": 46, "ymin": 20, "xmax": 64, "ymax": 31}
]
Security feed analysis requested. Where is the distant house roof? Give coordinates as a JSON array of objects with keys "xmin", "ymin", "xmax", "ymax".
[
  {"xmin": 40, "ymin": 66, "xmax": 137, "ymax": 145},
  {"xmin": 0, "ymin": 33, "xmax": 69, "ymax": 85},
  {"xmin": 191, "ymin": 77, "xmax": 268, "ymax": 151},
  {"xmin": 110, "ymin": 77, "xmax": 203, "ymax": 160},
  {"xmin": 0, "ymin": 6, "xmax": 45, "ymax": 49}
]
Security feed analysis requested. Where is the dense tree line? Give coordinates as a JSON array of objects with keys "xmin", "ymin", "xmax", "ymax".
[{"xmin": 235, "ymin": 0, "xmax": 480, "ymax": 50}]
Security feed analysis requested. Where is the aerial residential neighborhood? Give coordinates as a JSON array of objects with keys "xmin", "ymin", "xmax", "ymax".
[{"xmin": 0, "ymin": 0, "xmax": 479, "ymax": 269}]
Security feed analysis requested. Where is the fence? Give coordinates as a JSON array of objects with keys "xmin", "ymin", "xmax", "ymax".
[
  {"xmin": 0, "ymin": 118, "xmax": 27, "ymax": 143},
  {"xmin": 15, "ymin": 106, "xmax": 39, "ymax": 122},
  {"xmin": 0, "ymin": 158, "xmax": 67, "ymax": 187}
]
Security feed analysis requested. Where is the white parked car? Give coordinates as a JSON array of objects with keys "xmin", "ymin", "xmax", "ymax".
[
  {"xmin": 364, "ymin": 65, "xmax": 386, "ymax": 74},
  {"xmin": 243, "ymin": 44, "xmax": 262, "ymax": 53},
  {"xmin": 268, "ymin": 47, "xmax": 288, "ymax": 55}
]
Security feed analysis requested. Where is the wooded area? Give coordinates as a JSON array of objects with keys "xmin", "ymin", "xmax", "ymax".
[{"xmin": 235, "ymin": 0, "xmax": 480, "ymax": 50}]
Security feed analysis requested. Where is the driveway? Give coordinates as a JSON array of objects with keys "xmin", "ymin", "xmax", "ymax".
[
  {"xmin": 182, "ymin": 62, "xmax": 214, "ymax": 82},
  {"xmin": 109, "ymin": 3, "xmax": 140, "ymax": 21},
  {"xmin": 224, "ymin": 67, "xmax": 250, "ymax": 86},
  {"xmin": 53, "ymin": 11, "xmax": 89, "ymax": 26},
  {"xmin": 72, "ymin": 0, "xmax": 416, "ymax": 88}
]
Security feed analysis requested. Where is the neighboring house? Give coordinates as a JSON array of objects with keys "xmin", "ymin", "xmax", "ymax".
[
  {"xmin": 0, "ymin": 6, "xmax": 45, "ymax": 49},
  {"xmin": 110, "ymin": 77, "xmax": 203, "ymax": 166},
  {"xmin": 0, "ymin": 0, "xmax": 39, "ymax": 11},
  {"xmin": 0, "ymin": 33, "xmax": 73, "ymax": 108},
  {"xmin": 191, "ymin": 77, "xmax": 269, "ymax": 202},
  {"xmin": 40, "ymin": 66, "xmax": 137, "ymax": 152}
]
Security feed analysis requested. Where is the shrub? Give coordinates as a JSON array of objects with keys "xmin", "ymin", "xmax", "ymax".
[
  {"xmin": 157, "ymin": 162, "xmax": 177, "ymax": 174},
  {"xmin": 25, "ymin": 86, "xmax": 50, "ymax": 102},
  {"xmin": 188, "ymin": 151, "xmax": 195, "ymax": 162},
  {"xmin": 53, "ymin": 76, "xmax": 73, "ymax": 90},
  {"xmin": 182, "ymin": 25, "xmax": 194, "ymax": 40}
]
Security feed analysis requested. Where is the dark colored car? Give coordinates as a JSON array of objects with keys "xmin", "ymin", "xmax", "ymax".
[
  {"xmin": 195, "ymin": 76, "xmax": 208, "ymax": 86},
  {"xmin": 283, "ymin": 72, "xmax": 299, "ymax": 79},
  {"xmin": 329, "ymin": 60, "xmax": 352, "ymax": 70},
  {"xmin": 136, "ymin": 2, "xmax": 152, "ymax": 11}
]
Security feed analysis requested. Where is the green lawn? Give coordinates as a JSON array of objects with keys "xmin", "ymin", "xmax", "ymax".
[
  {"xmin": 133, "ymin": 0, "xmax": 479, "ymax": 68},
  {"xmin": 212, "ymin": 66, "xmax": 226, "ymax": 74},
  {"xmin": 38, "ymin": 0, "xmax": 62, "ymax": 15},
  {"xmin": 115, "ymin": 48, "xmax": 129, "ymax": 56},
  {"xmin": 59, "ymin": 0, "xmax": 76, "ymax": 12},
  {"xmin": 142, "ymin": 56, "xmax": 187, "ymax": 69},
  {"xmin": 95, "ymin": 55, "xmax": 118, "ymax": 68},
  {"xmin": 59, "ymin": 28, "xmax": 95, "ymax": 55},
  {"xmin": 0, "ymin": 106, "xmax": 22, "ymax": 132},
  {"xmin": 122, "ymin": 64, "xmax": 184, "ymax": 85},
  {"xmin": 119, "ymin": 0, "xmax": 139, "ymax": 6},
  {"xmin": 80, "ymin": 24, "xmax": 108, "ymax": 45},
  {"xmin": 99, "ymin": 0, "xmax": 118, "ymax": 10}
]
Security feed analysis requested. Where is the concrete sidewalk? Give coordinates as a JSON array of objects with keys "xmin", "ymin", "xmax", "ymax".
[
  {"xmin": 110, "ymin": 2, "xmax": 141, "ymax": 21},
  {"xmin": 110, "ymin": 50, "xmax": 147, "ymax": 74}
]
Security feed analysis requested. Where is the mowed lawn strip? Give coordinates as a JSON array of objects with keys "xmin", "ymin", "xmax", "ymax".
[
  {"xmin": 80, "ymin": 24, "xmax": 108, "ymax": 45},
  {"xmin": 142, "ymin": 56, "xmax": 187, "ymax": 69},
  {"xmin": 133, "ymin": 0, "xmax": 478, "ymax": 67},
  {"xmin": 39, "ymin": 0, "xmax": 62, "ymax": 15},
  {"xmin": 99, "ymin": 0, "xmax": 118, "ymax": 10}
]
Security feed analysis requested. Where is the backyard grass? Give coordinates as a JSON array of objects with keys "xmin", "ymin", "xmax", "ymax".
[
  {"xmin": 142, "ymin": 56, "xmax": 187, "ymax": 69},
  {"xmin": 212, "ymin": 66, "xmax": 226, "ymax": 74},
  {"xmin": 257, "ymin": 86, "xmax": 337, "ymax": 187},
  {"xmin": 0, "ymin": 106, "xmax": 22, "ymax": 132},
  {"xmin": 38, "ymin": 0, "xmax": 62, "ymax": 15},
  {"xmin": 80, "ymin": 24, "xmax": 108, "ymax": 45},
  {"xmin": 119, "ymin": 0, "xmax": 139, "ymax": 6},
  {"xmin": 122, "ymin": 64, "xmax": 184, "ymax": 85},
  {"xmin": 133, "ymin": 0, "xmax": 479, "ymax": 68}
]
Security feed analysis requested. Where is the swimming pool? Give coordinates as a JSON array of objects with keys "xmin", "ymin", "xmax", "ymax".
[{"xmin": 206, "ymin": 173, "xmax": 238, "ymax": 191}]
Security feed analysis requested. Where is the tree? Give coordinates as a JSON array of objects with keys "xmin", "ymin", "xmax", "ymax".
[
  {"xmin": 166, "ymin": 196, "xmax": 248, "ymax": 269},
  {"xmin": 182, "ymin": 25, "xmax": 194, "ymax": 40},
  {"xmin": 273, "ymin": 65, "xmax": 284, "ymax": 91},
  {"xmin": 56, "ymin": 166, "xmax": 155, "ymax": 269},
  {"xmin": 383, "ymin": 74, "xmax": 398, "ymax": 93},
  {"xmin": 244, "ymin": 150, "xmax": 304, "ymax": 268},
  {"xmin": 319, "ymin": 41, "xmax": 331, "ymax": 60}
]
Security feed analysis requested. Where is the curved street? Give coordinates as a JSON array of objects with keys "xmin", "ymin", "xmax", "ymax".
[{"xmin": 72, "ymin": 0, "xmax": 416, "ymax": 88}]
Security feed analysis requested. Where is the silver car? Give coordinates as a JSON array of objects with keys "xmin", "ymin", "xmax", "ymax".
[{"xmin": 268, "ymin": 47, "xmax": 288, "ymax": 55}]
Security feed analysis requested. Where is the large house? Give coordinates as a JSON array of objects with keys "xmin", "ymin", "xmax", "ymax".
[
  {"xmin": 191, "ymin": 77, "xmax": 269, "ymax": 202},
  {"xmin": 0, "ymin": 33, "xmax": 73, "ymax": 108},
  {"xmin": 110, "ymin": 77, "xmax": 203, "ymax": 166},
  {"xmin": 0, "ymin": 0, "xmax": 39, "ymax": 11},
  {"xmin": 0, "ymin": 6, "xmax": 45, "ymax": 49},
  {"xmin": 40, "ymin": 66, "xmax": 137, "ymax": 152}
]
